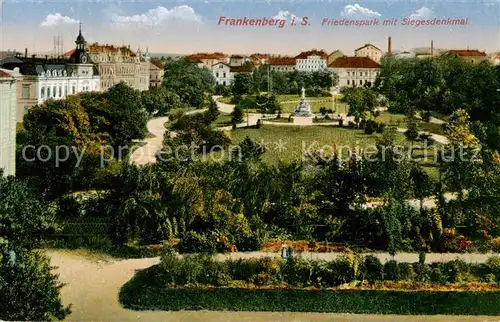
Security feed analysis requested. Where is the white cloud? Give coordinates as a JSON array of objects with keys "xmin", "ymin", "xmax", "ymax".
[
  {"xmin": 110, "ymin": 5, "xmax": 202, "ymax": 28},
  {"xmin": 273, "ymin": 10, "xmax": 296, "ymax": 20},
  {"xmin": 409, "ymin": 7, "xmax": 434, "ymax": 19},
  {"xmin": 40, "ymin": 13, "xmax": 78, "ymax": 27},
  {"xmin": 341, "ymin": 4, "xmax": 381, "ymax": 18}
]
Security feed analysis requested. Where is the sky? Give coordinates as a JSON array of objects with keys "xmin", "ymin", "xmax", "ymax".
[{"xmin": 1, "ymin": 0, "xmax": 499, "ymax": 55}]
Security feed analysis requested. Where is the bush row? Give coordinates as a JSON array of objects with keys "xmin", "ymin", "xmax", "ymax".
[{"xmin": 151, "ymin": 251, "xmax": 500, "ymax": 288}]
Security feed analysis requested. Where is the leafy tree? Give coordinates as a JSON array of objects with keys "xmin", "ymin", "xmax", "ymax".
[
  {"xmin": 232, "ymin": 73, "xmax": 253, "ymax": 96},
  {"xmin": 231, "ymin": 105, "xmax": 244, "ymax": 124},
  {"xmin": 163, "ymin": 58, "xmax": 215, "ymax": 107},
  {"xmin": 0, "ymin": 173, "xmax": 70, "ymax": 320},
  {"xmin": 142, "ymin": 87, "xmax": 181, "ymax": 115},
  {"xmin": 340, "ymin": 87, "xmax": 378, "ymax": 123}
]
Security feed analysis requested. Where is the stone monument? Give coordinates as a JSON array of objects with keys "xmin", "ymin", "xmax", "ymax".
[{"xmin": 293, "ymin": 87, "xmax": 314, "ymax": 125}]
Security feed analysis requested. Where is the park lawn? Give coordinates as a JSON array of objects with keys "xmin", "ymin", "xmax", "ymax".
[
  {"xmin": 120, "ymin": 276, "xmax": 500, "ymax": 315},
  {"xmin": 227, "ymin": 125, "xmax": 382, "ymax": 164},
  {"xmin": 376, "ymin": 112, "xmax": 446, "ymax": 135},
  {"xmin": 212, "ymin": 113, "xmax": 232, "ymax": 127},
  {"xmin": 217, "ymin": 96, "xmax": 233, "ymax": 104}
]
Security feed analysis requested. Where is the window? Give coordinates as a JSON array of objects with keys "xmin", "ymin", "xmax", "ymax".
[
  {"xmin": 347, "ymin": 71, "xmax": 350, "ymax": 76},
  {"xmin": 365, "ymin": 72, "xmax": 368, "ymax": 76},
  {"xmin": 59, "ymin": 86, "xmax": 62, "ymax": 97},
  {"xmin": 47, "ymin": 87, "xmax": 51, "ymax": 97},
  {"xmin": 347, "ymin": 80, "xmax": 350, "ymax": 85},
  {"xmin": 41, "ymin": 87, "xmax": 45, "ymax": 98},
  {"xmin": 216, "ymin": 72, "xmax": 219, "ymax": 77},
  {"xmin": 360, "ymin": 80, "xmax": 363, "ymax": 85},
  {"xmin": 22, "ymin": 86, "xmax": 30, "ymax": 99},
  {"xmin": 223, "ymin": 72, "xmax": 226, "ymax": 78},
  {"xmin": 72, "ymin": 86, "xmax": 76, "ymax": 94}
]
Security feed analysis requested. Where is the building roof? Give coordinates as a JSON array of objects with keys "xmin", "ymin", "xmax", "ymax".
[
  {"xmin": 185, "ymin": 52, "xmax": 226, "ymax": 62},
  {"xmin": 268, "ymin": 57, "xmax": 296, "ymax": 65},
  {"xmin": 444, "ymin": 49, "xmax": 487, "ymax": 57},
  {"xmin": 295, "ymin": 49, "xmax": 328, "ymax": 59},
  {"xmin": 149, "ymin": 58, "xmax": 164, "ymax": 69},
  {"xmin": 355, "ymin": 44, "xmax": 382, "ymax": 52},
  {"xmin": 88, "ymin": 43, "xmax": 137, "ymax": 57},
  {"xmin": 229, "ymin": 64, "xmax": 255, "ymax": 73},
  {"xmin": 230, "ymin": 54, "xmax": 245, "ymax": 59},
  {"xmin": 0, "ymin": 70, "xmax": 12, "ymax": 78},
  {"xmin": 328, "ymin": 56, "xmax": 381, "ymax": 68}
]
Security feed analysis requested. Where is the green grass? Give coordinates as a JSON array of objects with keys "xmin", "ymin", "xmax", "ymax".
[
  {"xmin": 227, "ymin": 125, "xmax": 381, "ymax": 164},
  {"xmin": 213, "ymin": 113, "xmax": 232, "ymax": 127},
  {"xmin": 217, "ymin": 96, "xmax": 233, "ymax": 104},
  {"xmin": 120, "ymin": 272, "xmax": 500, "ymax": 315},
  {"xmin": 376, "ymin": 112, "xmax": 446, "ymax": 135}
]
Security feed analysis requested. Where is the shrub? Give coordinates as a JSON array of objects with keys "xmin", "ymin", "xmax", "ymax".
[
  {"xmin": 421, "ymin": 110, "xmax": 432, "ymax": 122},
  {"xmin": 364, "ymin": 120, "xmax": 375, "ymax": 134},
  {"xmin": 327, "ymin": 109, "xmax": 334, "ymax": 114},
  {"xmin": 359, "ymin": 119, "xmax": 366, "ymax": 130},
  {"xmin": 347, "ymin": 121, "xmax": 356, "ymax": 129},
  {"xmin": 177, "ymin": 231, "xmax": 217, "ymax": 255},
  {"xmin": 319, "ymin": 107, "xmax": 327, "ymax": 115},
  {"xmin": 338, "ymin": 119, "xmax": 344, "ymax": 127},
  {"xmin": 230, "ymin": 95, "xmax": 243, "ymax": 104},
  {"xmin": 490, "ymin": 237, "xmax": 500, "ymax": 252},
  {"xmin": 320, "ymin": 257, "xmax": 355, "ymax": 286},
  {"xmin": 255, "ymin": 119, "xmax": 262, "ymax": 129},
  {"xmin": 358, "ymin": 255, "xmax": 383, "ymax": 283},
  {"xmin": 325, "ymin": 114, "xmax": 331, "ymax": 120},
  {"xmin": 486, "ymin": 257, "xmax": 500, "ymax": 284},
  {"xmin": 376, "ymin": 122, "xmax": 386, "ymax": 133},
  {"xmin": 397, "ymin": 262, "xmax": 415, "ymax": 281},
  {"xmin": 384, "ymin": 260, "xmax": 399, "ymax": 281}
]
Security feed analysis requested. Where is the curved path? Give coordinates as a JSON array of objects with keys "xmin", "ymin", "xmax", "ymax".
[{"xmin": 49, "ymin": 250, "xmax": 498, "ymax": 322}]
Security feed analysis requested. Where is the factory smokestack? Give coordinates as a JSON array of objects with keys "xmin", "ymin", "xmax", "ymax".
[
  {"xmin": 431, "ymin": 40, "xmax": 434, "ymax": 56},
  {"xmin": 388, "ymin": 36, "xmax": 392, "ymax": 57}
]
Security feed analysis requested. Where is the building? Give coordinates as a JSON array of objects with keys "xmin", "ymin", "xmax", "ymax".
[
  {"xmin": 491, "ymin": 53, "xmax": 500, "ymax": 65},
  {"xmin": 1, "ymin": 26, "xmax": 101, "ymax": 120},
  {"xmin": 354, "ymin": 44, "xmax": 383, "ymax": 63},
  {"xmin": 327, "ymin": 50, "xmax": 344, "ymax": 66},
  {"xmin": 229, "ymin": 55, "xmax": 251, "ymax": 67},
  {"xmin": 185, "ymin": 52, "xmax": 227, "ymax": 69},
  {"xmin": 268, "ymin": 57, "xmax": 296, "ymax": 72},
  {"xmin": 295, "ymin": 50, "xmax": 328, "ymax": 72},
  {"xmin": 149, "ymin": 59, "xmax": 164, "ymax": 88},
  {"xmin": 250, "ymin": 54, "xmax": 269, "ymax": 67},
  {"xmin": 212, "ymin": 62, "xmax": 233, "ymax": 85},
  {"xmin": 0, "ymin": 70, "xmax": 17, "ymax": 177},
  {"xmin": 328, "ymin": 56, "xmax": 381, "ymax": 88},
  {"xmin": 212, "ymin": 62, "xmax": 255, "ymax": 85},
  {"xmin": 0, "ymin": 65, "xmax": 37, "ymax": 121},
  {"xmin": 442, "ymin": 49, "xmax": 489, "ymax": 64}
]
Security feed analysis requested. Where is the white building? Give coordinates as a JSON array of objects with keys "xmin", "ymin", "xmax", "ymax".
[
  {"xmin": 268, "ymin": 57, "xmax": 296, "ymax": 72},
  {"xmin": 328, "ymin": 56, "xmax": 381, "ymax": 88},
  {"xmin": 212, "ymin": 62, "xmax": 255, "ymax": 86},
  {"xmin": 355, "ymin": 44, "xmax": 383, "ymax": 63},
  {"xmin": 295, "ymin": 50, "xmax": 328, "ymax": 72},
  {"xmin": 212, "ymin": 62, "xmax": 234, "ymax": 85},
  {"xmin": 0, "ymin": 70, "xmax": 17, "ymax": 177}
]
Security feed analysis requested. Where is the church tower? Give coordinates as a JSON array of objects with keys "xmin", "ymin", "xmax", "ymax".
[{"xmin": 70, "ymin": 22, "xmax": 91, "ymax": 64}]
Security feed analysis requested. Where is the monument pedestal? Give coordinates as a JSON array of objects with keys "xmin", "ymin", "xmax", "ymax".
[{"xmin": 293, "ymin": 116, "xmax": 314, "ymax": 125}]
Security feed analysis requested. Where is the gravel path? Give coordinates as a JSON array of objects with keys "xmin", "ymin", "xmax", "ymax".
[{"xmin": 48, "ymin": 250, "xmax": 499, "ymax": 322}]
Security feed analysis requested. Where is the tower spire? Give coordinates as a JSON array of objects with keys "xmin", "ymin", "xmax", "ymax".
[{"xmin": 79, "ymin": 21, "xmax": 82, "ymax": 35}]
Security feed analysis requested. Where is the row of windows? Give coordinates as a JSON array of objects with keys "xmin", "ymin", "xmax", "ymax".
[
  {"xmin": 347, "ymin": 79, "xmax": 371, "ymax": 85},
  {"xmin": 41, "ymin": 85, "xmax": 75, "ymax": 99},
  {"xmin": 215, "ymin": 72, "xmax": 227, "ymax": 78},
  {"xmin": 346, "ymin": 71, "xmax": 379, "ymax": 77}
]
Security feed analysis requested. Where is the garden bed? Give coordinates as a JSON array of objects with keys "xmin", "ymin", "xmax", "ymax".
[
  {"xmin": 119, "ymin": 253, "xmax": 500, "ymax": 314},
  {"xmin": 120, "ymin": 282, "xmax": 500, "ymax": 315}
]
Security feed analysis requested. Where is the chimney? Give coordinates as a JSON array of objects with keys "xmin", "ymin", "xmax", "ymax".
[
  {"xmin": 388, "ymin": 36, "xmax": 392, "ymax": 57},
  {"xmin": 25, "ymin": 48, "xmax": 28, "ymax": 58},
  {"xmin": 431, "ymin": 40, "xmax": 434, "ymax": 56}
]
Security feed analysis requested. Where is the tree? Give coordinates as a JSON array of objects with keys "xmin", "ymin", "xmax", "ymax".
[
  {"xmin": 232, "ymin": 73, "xmax": 253, "ymax": 96},
  {"xmin": 231, "ymin": 105, "xmax": 244, "ymax": 124},
  {"xmin": 340, "ymin": 87, "xmax": 378, "ymax": 123},
  {"xmin": 141, "ymin": 87, "xmax": 181, "ymax": 115},
  {"xmin": 0, "ymin": 173, "xmax": 70, "ymax": 320},
  {"xmin": 163, "ymin": 58, "xmax": 215, "ymax": 107}
]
